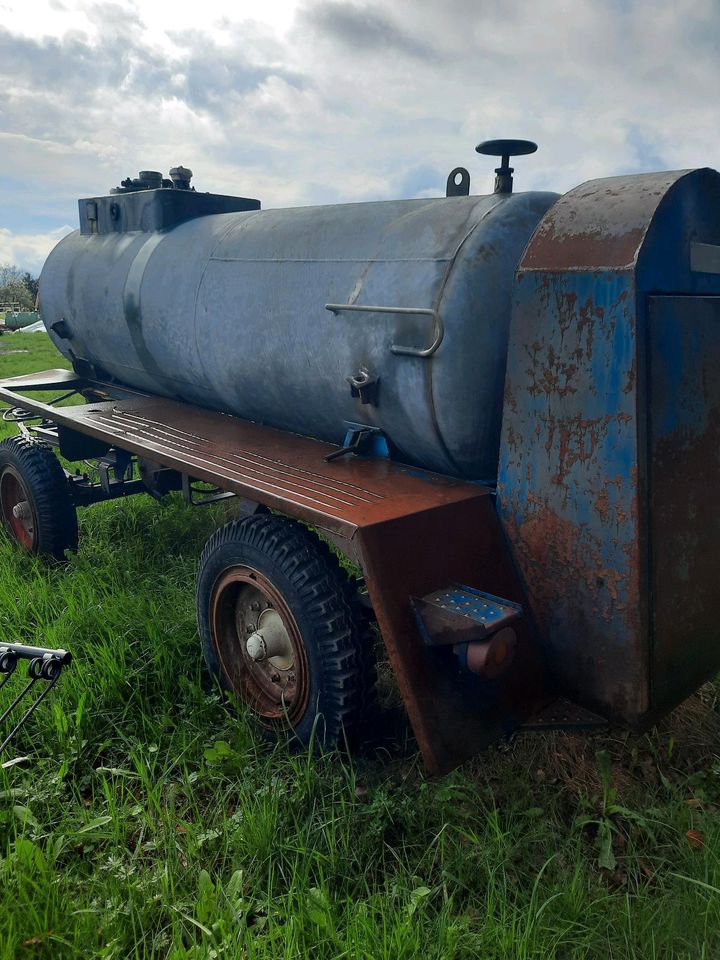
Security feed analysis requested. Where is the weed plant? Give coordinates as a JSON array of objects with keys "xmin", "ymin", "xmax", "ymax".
[{"xmin": 0, "ymin": 333, "xmax": 719, "ymax": 958}]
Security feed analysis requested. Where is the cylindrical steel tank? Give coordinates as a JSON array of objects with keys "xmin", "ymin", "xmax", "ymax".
[
  {"xmin": 3, "ymin": 311, "xmax": 39, "ymax": 330},
  {"xmin": 40, "ymin": 190, "xmax": 559, "ymax": 479}
]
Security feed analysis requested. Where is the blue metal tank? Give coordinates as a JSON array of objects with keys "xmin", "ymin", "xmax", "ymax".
[{"xmin": 39, "ymin": 183, "xmax": 559, "ymax": 479}]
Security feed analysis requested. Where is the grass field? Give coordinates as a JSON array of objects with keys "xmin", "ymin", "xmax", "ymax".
[{"xmin": 1, "ymin": 331, "xmax": 720, "ymax": 958}]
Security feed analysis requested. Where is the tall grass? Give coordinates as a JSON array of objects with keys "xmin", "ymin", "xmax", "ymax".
[{"xmin": 0, "ymin": 332, "xmax": 719, "ymax": 958}]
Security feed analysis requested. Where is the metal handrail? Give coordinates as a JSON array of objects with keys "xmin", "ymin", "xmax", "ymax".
[{"xmin": 325, "ymin": 303, "xmax": 444, "ymax": 358}]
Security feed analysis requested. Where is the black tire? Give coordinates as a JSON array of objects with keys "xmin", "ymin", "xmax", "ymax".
[
  {"xmin": 0, "ymin": 436, "xmax": 78, "ymax": 559},
  {"xmin": 197, "ymin": 514, "xmax": 376, "ymax": 750}
]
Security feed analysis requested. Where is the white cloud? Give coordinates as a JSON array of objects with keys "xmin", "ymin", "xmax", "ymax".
[
  {"xmin": 0, "ymin": 0, "xmax": 300, "ymax": 44},
  {"xmin": 0, "ymin": 0, "xmax": 718, "ymax": 273},
  {"xmin": 0, "ymin": 226, "xmax": 75, "ymax": 275}
]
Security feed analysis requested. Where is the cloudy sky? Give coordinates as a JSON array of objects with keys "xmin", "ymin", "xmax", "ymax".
[{"xmin": 0, "ymin": 0, "xmax": 718, "ymax": 274}]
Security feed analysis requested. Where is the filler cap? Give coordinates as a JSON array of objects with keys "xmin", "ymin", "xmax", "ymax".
[
  {"xmin": 169, "ymin": 165, "xmax": 193, "ymax": 190},
  {"xmin": 475, "ymin": 139, "xmax": 538, "ymax": 194}
]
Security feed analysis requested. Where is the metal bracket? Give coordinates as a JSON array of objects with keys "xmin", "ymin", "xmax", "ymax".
[
  {"xmin": 50, "ymin": 319, "xmax": 72, "ymax": 340},
  {"xmin": 97, "ymin": 449, "xmax": 133, "ymax": 495},
  {"xmin": 347, "ymin": 366, "xmax": 379, "ymax": 405},
  {"xmin": 325, "ymin": 303, "xmax": 444, "ymax": 358},
  {"xmin": 181, "ymin": 473, "xmax": 236, "ymax": 506},
  {"xmin": 138, "ymin": 459, "xmax": 183, "ymax": 501},
  {"xmin": 325, "ymin": 425, "xmax": 388, "ymax": 463},
  {"xmin": 0, "ymin": 643, "xmax": 72, "ymax": 758}
]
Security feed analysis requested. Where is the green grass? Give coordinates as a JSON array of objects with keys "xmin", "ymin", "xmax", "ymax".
[{"xmin": 1, "ymin": 332, "xmax": 720, "ymax": 958}]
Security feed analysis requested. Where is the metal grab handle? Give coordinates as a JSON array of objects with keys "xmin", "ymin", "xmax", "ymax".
[{"xmin": 325, "ymin": 303, "xmax": 444, "ymax": 358}]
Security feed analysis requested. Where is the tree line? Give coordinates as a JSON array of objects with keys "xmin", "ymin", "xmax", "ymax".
[{"xmin": 0, "ymin": 263, "xmax": 39, "ymax": 311}]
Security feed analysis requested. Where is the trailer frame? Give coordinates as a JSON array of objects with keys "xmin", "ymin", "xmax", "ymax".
[{"xmin": 0, "ymin": 367, "xmax": 553, "ymax": 773}]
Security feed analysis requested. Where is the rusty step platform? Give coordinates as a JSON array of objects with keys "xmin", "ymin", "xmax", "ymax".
[
  {"xmin": 414, "ymin": 585, "xmax": 522, "ymax": 646},
  {"xmin": 0, "ymin": 368, "xmax": 551, "ymax": 774}
]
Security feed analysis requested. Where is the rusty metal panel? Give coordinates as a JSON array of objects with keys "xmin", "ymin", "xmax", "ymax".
[
  {"xmin": 357, "ymin": 496, "xmax": 550, "ymax": 775},
  {"xmin": 647, "ymin": 296, "xmax": 720, "ymax": 712},
  {"xmin": 0, "ymin": 374, "xmax": 482, "ymax": 543},
  {"xmin": 499, "ymin": 169, "xmax": 720, "ymax": 726},
  {"xmin": 498, "ymin": 268, "xmax": 646, "ymax": 721},
  {"xmin": 521, "ymin": 171, "xmax": 689, "ymax": 272}
]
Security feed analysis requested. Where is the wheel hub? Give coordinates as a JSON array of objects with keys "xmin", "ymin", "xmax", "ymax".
[
  {"xmin": 12, "ymin": 501, "xmax": 31, "ymax": 521},
  {"xmin": 0, "ymin": 468, "xmax": 36, "ymax": 550},
  {"xmin": 209, "ymin": 565, "xmax": 308, "ymax": 725},
  {"xmin": 245, "ymin": 608, "xmax": 294, "ymax": 667}
]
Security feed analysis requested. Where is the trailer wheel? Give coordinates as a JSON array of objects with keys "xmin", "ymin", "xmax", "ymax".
[
  {"xmin": 197, "ymin": 514, "xmax": 376, "ymax": 750},
  {"xmin": 0, "ymin": 436, "xmax": 78, "ymax": 559}
]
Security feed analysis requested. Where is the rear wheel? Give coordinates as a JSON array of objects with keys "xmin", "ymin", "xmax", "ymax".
[
  {"xmin": 197, "ymin": 514, "xmax": 375, "ymax": 750},
  {"xmin": 0, "ymin": 436, "xmax": 78, "ymax": 559}
]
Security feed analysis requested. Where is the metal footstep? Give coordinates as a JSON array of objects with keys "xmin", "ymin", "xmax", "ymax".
[
  {"xmin": 412, "ymin": 584, "xmax": 523, "ymax": 680},
  {"xmin": 0, "ymin": 643, "xmax": 72, "ymax": 759},
  {"xmin": 413, "ymin": 585, "xmax": 522, "ymax": 646}
]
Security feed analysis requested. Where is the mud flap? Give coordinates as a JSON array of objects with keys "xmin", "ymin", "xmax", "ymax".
[{"xmin": 356, "ymin": 492, "xmax": 551, "ymax": 775}]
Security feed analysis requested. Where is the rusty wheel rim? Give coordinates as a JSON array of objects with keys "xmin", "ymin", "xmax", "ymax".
[
  {"xmin": 209, "ymin": 565, "xmax": 309, "ymax": 726},
  {"xmin": 0, "ymin": 467, "xmax": 36, "ymax": 550}
]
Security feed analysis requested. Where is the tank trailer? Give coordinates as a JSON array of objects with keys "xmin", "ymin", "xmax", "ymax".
[{"xmin": 1, "ymin": 141, "xmax": 719, "ymax": 773}]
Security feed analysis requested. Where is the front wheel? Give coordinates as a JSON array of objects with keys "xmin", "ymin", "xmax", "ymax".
[
  {"xmin": 196, "ymin": 514, "xmax": 376, "ymax": 750},
  {"xmin": 0, "ymin": 436, "xmax": 78, "ymax": 559}
]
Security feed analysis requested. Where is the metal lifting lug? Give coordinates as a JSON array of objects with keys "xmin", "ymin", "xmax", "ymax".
[{"xmin": 446, "ymin": 167, "xmax": 470, "ymax": 197}]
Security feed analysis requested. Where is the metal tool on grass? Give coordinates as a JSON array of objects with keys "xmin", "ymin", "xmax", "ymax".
[{"xmin": 0, "ymin": 643, "xmax": 71, "ymax": 757}]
